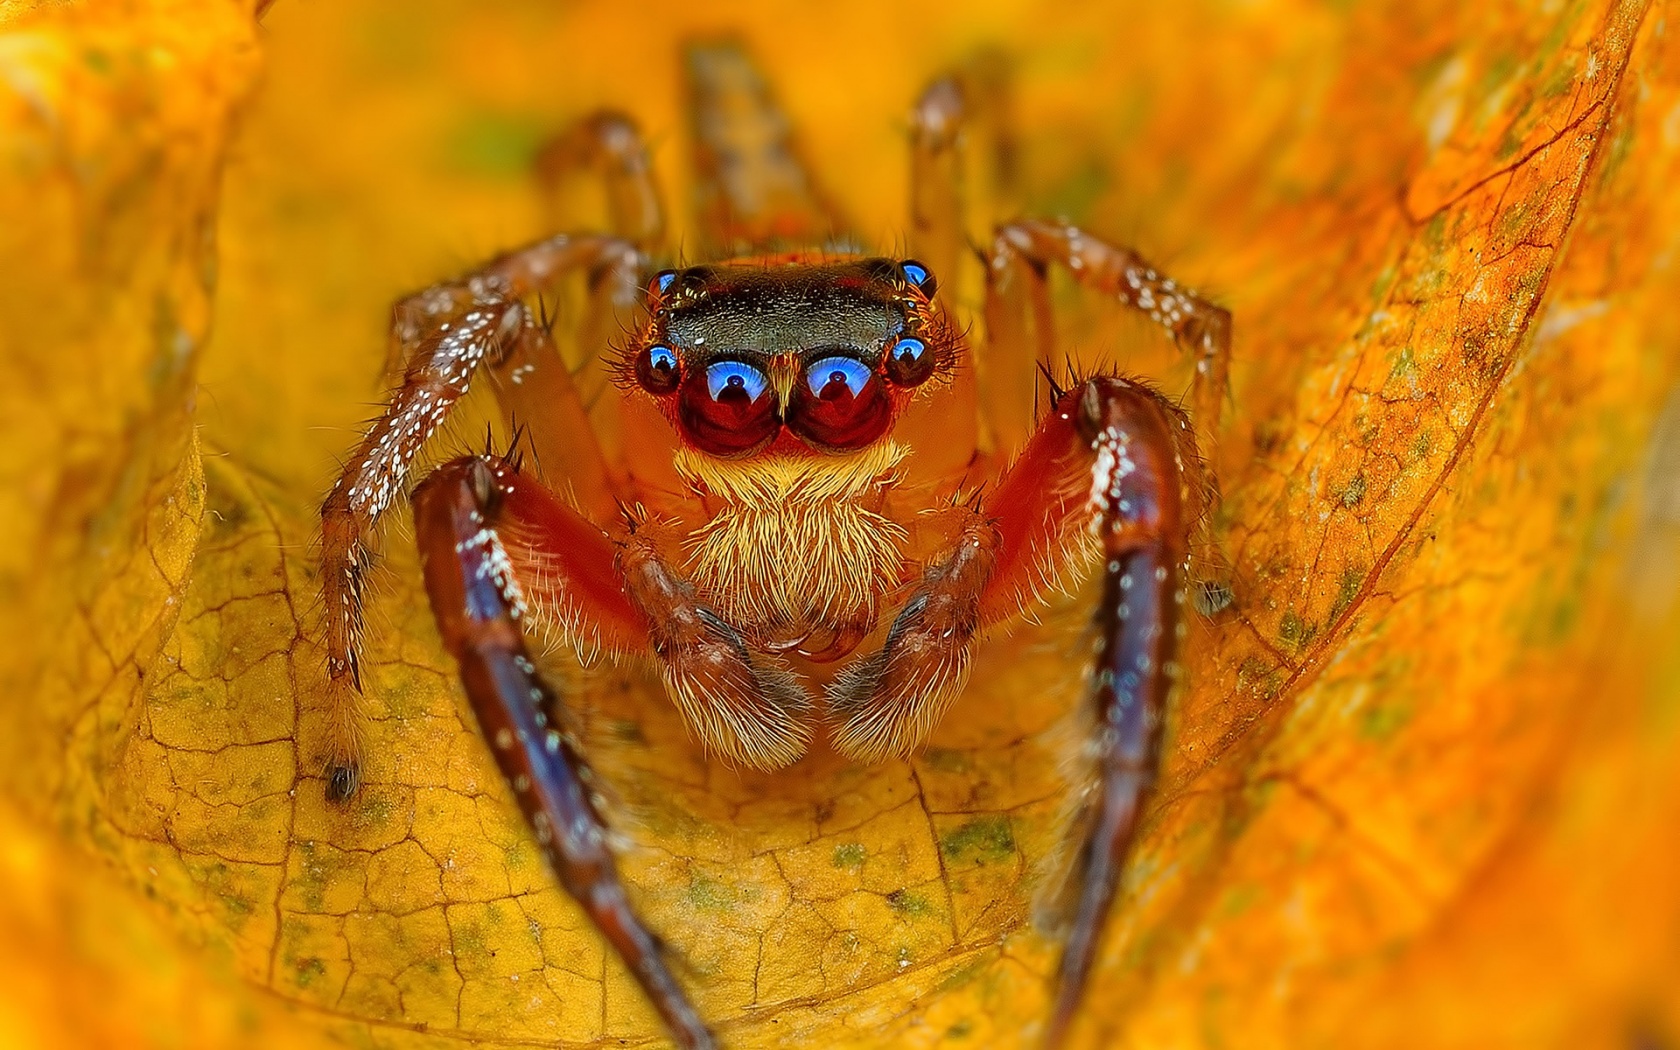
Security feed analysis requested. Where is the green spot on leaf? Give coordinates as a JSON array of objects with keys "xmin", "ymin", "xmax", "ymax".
[
  {"xmin": 1388, "ymin": 346, "xmax": 1417, "ymax": 383},
  {"xmin": 1279, "ymin": 611, "xmax": 1318, "ymax": 651},
  {"xmin": 831, "ymin": 842, "xmax": 867, "ymax": 870},
  {"xmin": 886, "ymin": 888, "xmax": 934, "ymax": 918},
  {"xmin": 293, "ymin": 956, "xmax": 325, "ymax": 988},
  {"xmin": 939, "ymin": 816, "xmax": 1015, "ymax": 864},
  {"xmin": 1330, "ymin": 566, "xmax": 1366, "ymax": 623},
  {"xmin": 686, "ymin": 874, "xmax": 733, "ymax": 911},
  {"xmin": 1359, "ymin": 699, "xmax": 1412, "ymax": 741},
  {"xmin": 1411, "ymin": 430, "xmax": 1434, "ymax": 463},
  {"xmin": 1218, "ymin": 884, "xmax": 1259, "ymax": 917},
  {"xmin": 919, "ymin": 747, "xmax": 970, "ymax": 773},
  {"xmin": 1341, "ymin": 473, "xmax": 1368, "ymax": 508}
]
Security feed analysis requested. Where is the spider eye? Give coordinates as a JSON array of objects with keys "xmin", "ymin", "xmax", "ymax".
[
  {"xmin": 788, "ymin": 354, "xmax": 892, "ymax": 452},
  {"xmin": 705, "ymin": 360, "xmax": 768, "ymax": 401},
  {"xmin": 805, "ymin": 356, "xmax": 873, "ymax": 398},
  {"xmin": 678, "ymin": 359, "xmax": 779, "ymax": 457},
  {"xmin": 884, "ymin": 336, "xmax": 935, "ymax": 387},
  {"xmin": 634, "ymin": 343, "xmax": 681, "ymax": 395},
  {"xmin": 649, "ymin": 269, "xmax": 678, "ymax": 298},
  {"xmin": 898, "ymin": 259, "xmax": 937, "ymax": 297}
]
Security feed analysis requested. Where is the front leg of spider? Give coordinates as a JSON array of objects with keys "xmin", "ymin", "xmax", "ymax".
[
  {"xmin": 319, "ymin": 232, "xmax": 639, "ymax": 801},
  {"xmin": 1049, "ymin": 377, "xmax": 1195, "ymax": 1049},
  {"xmin": 412, "ymin": 456, "xmax": 715, "ymax": 1050},
  {"xmin": 829, "ymin": 371, "xmax": 1197, "ymax": 1048}
]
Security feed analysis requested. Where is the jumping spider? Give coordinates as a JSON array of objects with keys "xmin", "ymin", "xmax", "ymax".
[{"xmin": 319, "ymin": 42, "xmax": 1229, "ymax": 1049}]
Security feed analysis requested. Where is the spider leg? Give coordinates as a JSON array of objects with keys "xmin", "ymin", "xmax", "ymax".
[
  {"xmin": 412, "ymin": 456, "xmax": 714, "ymax": 1050},
  {"xmin": 534, "ymin": 110, "xmax": 665, "ymax": 250},
  {"xmin": 892, "ymin": 76, "xmax": 982, "ymax": 481},
  {"xmin": 829, "ymin": 377, "xmax": 1198, "ymax": 1049},
  {"xmin": 1042, "ymin": 378, "xmax": 1197, "ymax": 1049},
  {"xmin": 320, "ymin": 296, "xmax": 524, "ymax": 801},
  {"xmin": 321, "ymin": 233, "xmax": 639, "ymax": 800},
  {"xmin": 492, "ymin": 477, "xmax": 815, "ymax": 770},
  {"xmin": 908, "ymin": 53, "xmax": 1020, "ymax": 288},
  {"xmin": 986, "ymin": 218, "xmax": 1233, "ymax": 464},
  {"xmin": 478, "ymin": 448, "xmax": 813, "ymax": 767},
  {"xmin": 685, "ymin": 39, "xmax": 847, "ymax": 254},
  {"xmin": 622, "ymin": 540, "xmax": 814, "ymax": 769},
  {"xmin": 827, "ymin": 512, "xmax": 996, "ymax": 762},
  {"xmin": 975, "ymin": 221, "xmax": 1227, "ymax": 1043},
  {"xmin": 908, "ymin": 76, "xmax": 967, "ymax": 289},
  {"xmin": 481, "ymin": 243, "xmax": 642, "ymax": 516},
  {"xmin": 988, "ymin": 220, "xmax": 1236, "ymax": 616},
  {"xmin": 525, "ymin": 113, "xmax": 680, "ymax": 497}
]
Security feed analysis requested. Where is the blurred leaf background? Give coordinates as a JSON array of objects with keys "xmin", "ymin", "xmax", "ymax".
[{"xmin": 1, "ymin": 0, "xmax": 1678, "ymax": 1047}]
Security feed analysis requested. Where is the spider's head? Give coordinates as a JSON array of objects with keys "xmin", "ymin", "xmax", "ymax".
[{"xmin": 621, "ymin": 257, "xmax": 957, "ymax": 458}]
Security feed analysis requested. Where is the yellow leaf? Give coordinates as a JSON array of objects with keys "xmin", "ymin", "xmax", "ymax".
[{"xmin": 3, "ymin": 1, "xmax": 1679, "ymax": 1048}]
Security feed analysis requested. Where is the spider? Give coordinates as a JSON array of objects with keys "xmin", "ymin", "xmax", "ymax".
[{"xmin": 317, "ymin": 41, "xmax": 1229, "ymax": 1050}]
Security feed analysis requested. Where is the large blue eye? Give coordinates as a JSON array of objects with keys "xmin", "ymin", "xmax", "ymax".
[
  {"xmin": 705, "ymin": 360, "xmax": 770, "ymax": 403},
  {"xmin": 682, "ymin": 359, "xmax": 778, "ymax": 457},
  {"xmin": 789, "ymin": 354, "xmax": 891, "ymax": 451},
  {"xmin": 807, "ymin": 356, "xmax": 875, "ymax": 399}
]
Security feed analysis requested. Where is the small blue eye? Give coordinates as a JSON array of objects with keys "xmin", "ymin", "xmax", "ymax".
[
  {"xmin": 892, "ymin": 338, "xmax": 926, "ymax": 366},
  {"xmin": 899, "ymin": 259, "xmax": 936, "ymax": 295},
  {"xmin": 705, "ymin": 360, "xmax": 769, "ymax": 403},
  {"xmin": 884, "ymin": 336, "xmax": 935, "ymax": 387},
  {"xmin": 807, "ymin": 356, "xmax": 874, "ymax": 398},
  {"xmin": 634, "ymin": 343, "xmax": 681, "ymax": 394}
]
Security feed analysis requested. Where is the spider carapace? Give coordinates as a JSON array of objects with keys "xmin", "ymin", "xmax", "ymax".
[{"xmin": 317, "ymin": 42, "xmax": 1229, "ymax": 1050}]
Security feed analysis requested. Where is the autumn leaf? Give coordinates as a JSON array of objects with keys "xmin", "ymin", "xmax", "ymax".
[{"xmin": 3, "ymin": 0, "xmax": 1680, "ymax": 1048}]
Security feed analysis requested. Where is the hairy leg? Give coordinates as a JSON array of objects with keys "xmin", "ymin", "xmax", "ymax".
[
  {"xmin": 828, "ymin": 377, "xmax": 1199, "ymax": 1049},
  {"xmin": 989, "ymin": 218, "xmax": 1236, "ymax": 616},
  {"xmin": 828, "ymin": 507, "xmax": 996, "ymax": 762},
  {"xmin": 411, "ymin": 456, "xmax": 713, "ymax": 1050},
  {"xmin": 908, "ymin": 76, "xmax": 967, "ymax": 290},
  {"xmin": 320, "ymin": 296, "xmax": 524, "ymax": 800},
  {"xmin": 534, "ymin": 110, "xmax": 665, "ymax": 250},
  {"xmin": 484, "ymin": 244, "xmax": 640, "ymax": 518},
  {"xmin": 530, "ymin": 110, "xmax": 669, "ymax": 478},
  {"xmin": 320, "ymin": 233, "xmax": 639, "ymax": 799},
  {"xmin": 1043, "ymin": 378, "xmax": 1197, "ymax": 1048},
  {"xmin": 986, "ymin": 219, "xmax": 1233, "ymax": 463},
  {"xmin": 893, "ymin": 77, "xmax": 980, "ymax": 482},
  {"xmin": 907, "ymin": 52, "xmax": 1021, "ymax": 290},
  {"xmin": 684, "ymin": 39, "xmax": 846, "ymax": 255},
  {"xmin": 489, "ymin": 480, "xmax": 814, "ymax": 770}
]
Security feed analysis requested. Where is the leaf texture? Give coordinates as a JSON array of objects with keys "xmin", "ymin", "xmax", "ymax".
[{"xmin": 1, "ymin": 1, "xmax": 1678, "ymax": 1048}]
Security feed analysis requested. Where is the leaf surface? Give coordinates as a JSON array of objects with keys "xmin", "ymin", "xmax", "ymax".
[{"xmin": 2, "ymin": 1, "xmax": 1679, "ymax": 1048}]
